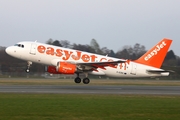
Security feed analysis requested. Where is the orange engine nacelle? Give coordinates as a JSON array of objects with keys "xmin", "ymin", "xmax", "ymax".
[
  {"xmin": 47, "ymin": 62, "xmax": 76, "ymax": 74},
  {"xmin": 46, "ymin": 66, "xmax": 59, "ymax": 74}
]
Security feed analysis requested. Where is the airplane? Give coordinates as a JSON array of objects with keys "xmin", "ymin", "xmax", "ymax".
[{"xmin": 5, "ymin": 38, "xmax": 172, "ymax": 84}]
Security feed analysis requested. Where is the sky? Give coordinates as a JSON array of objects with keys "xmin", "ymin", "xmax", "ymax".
[{"xmin": 1, "ymin": 0, "xmax": 180, "ymax": 55}]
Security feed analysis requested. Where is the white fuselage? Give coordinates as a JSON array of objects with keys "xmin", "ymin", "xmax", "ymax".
[{"xmin": 5, "ymin": 41, "xmax": 169, "ymax": 78}]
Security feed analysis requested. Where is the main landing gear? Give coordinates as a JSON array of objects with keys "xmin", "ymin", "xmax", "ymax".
[
  {"xmin": 74, "ymin": 73, "xmax": 90, "ymax": 84},
  {"xmin": 25, "ymin": 61, "xmax": 32, "ymax": 73}
]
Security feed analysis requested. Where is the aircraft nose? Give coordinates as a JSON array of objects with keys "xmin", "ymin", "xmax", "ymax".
[{"xmin": 5, "ymin": 47, "xmax": 14, "ymax": 55}]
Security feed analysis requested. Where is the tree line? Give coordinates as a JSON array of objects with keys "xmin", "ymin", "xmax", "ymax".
[{"xmin": 0, "ymin": 38, "xmax": 179, "ymax": 78}]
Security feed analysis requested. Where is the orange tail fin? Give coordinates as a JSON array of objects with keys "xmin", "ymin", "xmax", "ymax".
[{"xmin": 135, "ymin": 38, "xmax": 172, "ymax": 68}]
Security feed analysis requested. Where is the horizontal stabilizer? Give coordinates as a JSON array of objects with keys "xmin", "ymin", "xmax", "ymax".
[
  {"xmin": 146, "ymin": 69, "xmax": 175, "ymax": 73},
  {"xmin": 146, "ymin": 69, "xmax": 174, "ymax": 76}
]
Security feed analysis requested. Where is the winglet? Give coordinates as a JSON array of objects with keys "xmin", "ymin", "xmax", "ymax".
[{"xmin": 135, "ymin": 38, "xmax": 172, "ymax": 68}]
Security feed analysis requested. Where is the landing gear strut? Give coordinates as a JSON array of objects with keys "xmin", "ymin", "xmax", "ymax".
[{"xmin": 25, "ymin": 61, "xmax": 32, "ymax": 73}]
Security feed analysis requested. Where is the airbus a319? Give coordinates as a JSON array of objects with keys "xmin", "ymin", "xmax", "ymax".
[{"xmin": 5, "ymin": 38, "xmax": 172, "ymax": 84}]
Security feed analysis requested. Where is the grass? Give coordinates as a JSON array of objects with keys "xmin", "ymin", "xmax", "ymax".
[{"xmin": 0, "ymin": 94, "xmax": 180, "ymax": 120}]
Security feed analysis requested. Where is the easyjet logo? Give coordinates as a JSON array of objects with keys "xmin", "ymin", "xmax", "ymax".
[
  {"xmin": 144, "ymin": 41, "xmax": 166, "ymax": 61},
  {"xmin": 37, "ymin": 45, "xmax": 114, "ymax": 62}
]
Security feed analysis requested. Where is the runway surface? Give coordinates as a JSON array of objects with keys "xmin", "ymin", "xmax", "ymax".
[{"xmin": 0, "ymin": 85, "xmax": 180, "ymax": 95}]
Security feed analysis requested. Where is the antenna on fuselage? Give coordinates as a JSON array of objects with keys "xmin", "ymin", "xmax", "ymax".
[{"xmin": 35, "ymin": 40, "xmax": 37, "ymax": 42}]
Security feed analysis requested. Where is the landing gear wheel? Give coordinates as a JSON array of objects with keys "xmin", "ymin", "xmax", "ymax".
[
  {"xmin": 25, "ymin": 69, "xmax": 30, "ymax": 73},
  {"xmin": 74, "ymin": 77, "xmax": 81, "ymax": 83},
  {"xmin": 83, "ymin": 77, "xmax": 90, "ymax": 84}
]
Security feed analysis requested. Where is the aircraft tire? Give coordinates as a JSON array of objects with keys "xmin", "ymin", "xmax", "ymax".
[
  {"xmin": 25, "ymin": 69, "xmax": 30, "ymax": 73},
  {"xmin": 83, "ymin": 77, "xmax": 90, "ymax": 84},
  {"xmin": 74, "ymin": 77, "xmax": 81, "ymax": 83}
]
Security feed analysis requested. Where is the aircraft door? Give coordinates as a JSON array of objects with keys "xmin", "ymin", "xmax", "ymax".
[
  {"xmin": 30, "ymin": 43, "xmax": 37, "ymax": 55},
  {"xmin": 131, "ymin": 63, "xmax": 137, "ymax": 75}
]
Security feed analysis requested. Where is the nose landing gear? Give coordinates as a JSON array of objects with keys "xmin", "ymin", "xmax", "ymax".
[{"xmin": 25, "ymin": 61, "xmax": 32, "ymax": 73}]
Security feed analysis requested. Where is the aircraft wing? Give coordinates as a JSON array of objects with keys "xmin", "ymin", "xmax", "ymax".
[{"xmin": 72, "ymin": 60, "xmax": 126, "ymax": 71}]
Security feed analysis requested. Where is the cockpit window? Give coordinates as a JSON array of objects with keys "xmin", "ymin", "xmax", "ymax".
[
  {"xmin": 14, "ymin": 44, "xmax": 19, "ymax": 46},
  {"xmin": 14, "ymin": 44, "xmax": 24, "ymax": 48}
]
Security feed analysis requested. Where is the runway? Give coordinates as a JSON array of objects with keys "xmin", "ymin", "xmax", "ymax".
[{"xmin": 0, "ymin": 85, "xmax": 180, "ymax": 95}]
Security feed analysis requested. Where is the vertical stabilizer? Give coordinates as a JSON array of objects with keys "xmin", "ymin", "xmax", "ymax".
[{"xmin": 135, "ymin": 38, "xmax": 172, "ymax": 68}]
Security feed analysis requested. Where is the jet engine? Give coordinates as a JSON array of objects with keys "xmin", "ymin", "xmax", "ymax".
[
  {"xmin": 46, "ymin": 66, "xmax": 58, "ymax": 74},
  {"xmin": 47, "ymin": 62, "xmax": 76, "ymax": 74}
]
